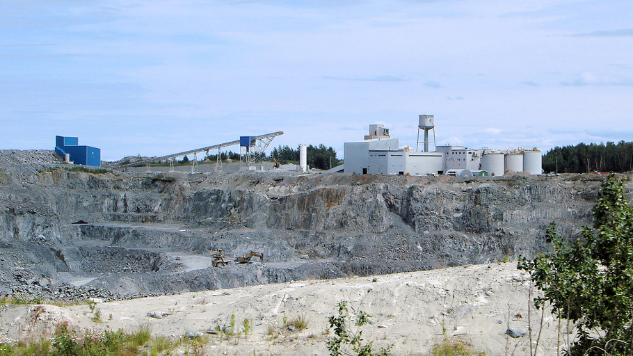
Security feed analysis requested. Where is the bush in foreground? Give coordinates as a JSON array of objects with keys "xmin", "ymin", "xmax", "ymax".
[{"xmin": 520, "ymin": 174, "xmax": 633, "ymax": 355}]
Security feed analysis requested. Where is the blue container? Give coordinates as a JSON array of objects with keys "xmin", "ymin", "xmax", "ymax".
[{"xmin": 240, "ymin": 136, "xmax": 254, "ymax": 147}]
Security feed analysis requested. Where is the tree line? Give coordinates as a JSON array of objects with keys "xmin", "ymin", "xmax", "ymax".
[
  {"xmin": 543, "ymin": 141, "xmax": 633, "ymax": 173},
  {"xmin": 193, "ymin": 144, "xmax": 341, "ymax": 170},
  {"xmin": 269, "ymin": 144, "xmax": 340, "ymax": 170}
]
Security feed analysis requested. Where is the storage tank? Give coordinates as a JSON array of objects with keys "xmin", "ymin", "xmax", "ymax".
[
  {"xmin": 418, "ymin": 114, "xmax": 435, "ymax": 129},
  {"xmin": 481, "ymin": 152, "xmax": 505, "ymax": 176},
  {"xmin": 523, "ymin": 150, "xmax": 542, "ymax": 175},
  {"xmin": 299, "ymin": 144, "xmax": 307, "ymax": 173},
  {"xmin": 504, "ymin": 152, "xmax": 524, "ymax": 173}
]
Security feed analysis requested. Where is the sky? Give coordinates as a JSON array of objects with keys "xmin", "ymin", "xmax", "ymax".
[{"xmin": 1, "ymin": 0, "xmax": 632, "ymax": 161}]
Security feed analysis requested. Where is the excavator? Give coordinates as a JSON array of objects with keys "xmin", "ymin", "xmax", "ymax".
[
  {"xmin": 210, "ymin": 249, "xmax": 264, "ymax": 267},
  {"xmin": 209, "ymin": 249, "xmax": 229, "ymax": 267},
  {"xmin": 235, "ymin": 251, "xmax": 264, "ymax": 265}
]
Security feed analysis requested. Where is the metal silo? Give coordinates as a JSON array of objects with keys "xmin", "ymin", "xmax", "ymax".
[
  {"xmin": 504, "ymin": 152, "xmax": 524, "ymax": 173},
  {"xmin": 481, "ymin": 152, "xmax": 505, "ymax": 176},
  {"xmin": 522, "ymin": 150, "xmax": 542, "ymax": 175}
]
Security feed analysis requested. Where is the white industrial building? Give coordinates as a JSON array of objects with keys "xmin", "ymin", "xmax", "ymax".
[{"xmin": 344, "ymin": 115, "xmax": 542, "ymax": 176}]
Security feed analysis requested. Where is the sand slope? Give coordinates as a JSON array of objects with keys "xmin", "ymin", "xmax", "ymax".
[{"xmin": 0, "ymin": 263, "xmax": 565, "ymax": 355}]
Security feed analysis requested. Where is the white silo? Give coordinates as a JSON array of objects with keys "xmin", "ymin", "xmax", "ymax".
[
  {"xmin": 299, "ymin": 144, "xmax": 307, "ymax": 173},
  {"xmin": 504, "ymin": 152, "xmax": 524, "ymax": 173},
  {"xmin": 481, "ymin": 152, "xmax": 505, "ymax": 176},
  {"xmin": 523, "ymin": 150, "xmax": 542, "ymax": 175}
]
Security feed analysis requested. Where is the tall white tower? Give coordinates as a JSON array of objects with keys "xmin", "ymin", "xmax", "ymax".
[
  {"xmin": 416, "ymin": 114, "xmax": 436, "ymax": 152},
  {"xmin": 299, "ymin": 144, "xmax": 307, "ymax": 173}
]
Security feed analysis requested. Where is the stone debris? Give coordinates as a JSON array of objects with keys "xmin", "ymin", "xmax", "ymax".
[
  {"xmin": 506, "ymin": 327, "xmax": 527, "ymax": 338},
  {"xmin": 147, "ymin": 311, "xmax": 172, "ymax": 319}
]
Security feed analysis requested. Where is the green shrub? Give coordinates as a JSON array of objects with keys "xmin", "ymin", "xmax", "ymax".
[
  {"xmin": 287, "ymin": 315, "xmax": 308, "ymax": 331},
  {"xmin": 430, "ymin": 338, "xmax": 481, "ymax": 356},
  {"xmin": 327, "ymin": 301, "xmax": 391, "ymax": 356},
  {"xmin": 129, "ymin": 326, "xmax": 151, "ymax": 348},
  {"xmin": 519, "ymin": 174, "xmax": 633, "ymax": 355}
]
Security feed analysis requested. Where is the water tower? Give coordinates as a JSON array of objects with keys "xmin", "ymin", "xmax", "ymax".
[{"xmin": 416, "ymin": 114, "xmax": 436, "ymax": 152}]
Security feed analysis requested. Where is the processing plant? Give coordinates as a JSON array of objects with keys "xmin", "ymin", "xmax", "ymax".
[{"xmin": 344, "ymin": 115, "xmax": 542, "ymax": 177}]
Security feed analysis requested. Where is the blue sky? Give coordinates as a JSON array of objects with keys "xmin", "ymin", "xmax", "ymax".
[{"xmin": 1, "ymin": 0, "xmax": 632, "ymax": 161}]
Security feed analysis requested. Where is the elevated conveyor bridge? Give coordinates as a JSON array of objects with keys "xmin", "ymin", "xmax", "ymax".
[{"xmin": 108, "ymin": 131, "xmax": 283, "ymax": 172}]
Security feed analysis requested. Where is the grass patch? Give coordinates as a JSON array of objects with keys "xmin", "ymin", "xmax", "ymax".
[
  {"xmin": 286, "ymin": 315, "xmax": 308, "ymax": 331},
  {"xmin": 150, "ymin": 336, "xmax": 174, "ymax": 355},
  {"xmin": 0, "ymin": 294, "xmax": 42, "ymax": 306},
  {"xmin": 148, "ymin": 174, "xmax": 176, "ymax": 183},
  {"xmin": 40, "ymin": 166, "xmax": 111, "ymax": 174},
  {"xmin": 91, "ymin": 309, "xmax": 102, "ymax": 323},
  {"xmin": 0, "ymin": 324, "xmax": 189, "ymax": 356},
  {"xmin": 129, "ymin": 325, "xmax": 151, "ymax": 347},
  {"xmin": 430, "ymin": 338, "xmax": 483, "ymax": 356}
]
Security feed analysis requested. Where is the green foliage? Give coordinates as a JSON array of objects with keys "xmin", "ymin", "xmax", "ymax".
[
  {"xmin": 543, "ymin": 141, "xmax": 633, "ymax": 173},
  {"xmin": 205, "ymin": 150, "xmax": 241, "ymax": 162},
  {"xmin": 215, "ymin": 313, "xmax": 237, "ymax": 340},
  {"xmin": 0, "ymin": 293, "xmax": 36, "ymax": 305},
  {"xmin": 287, "ymin": 315, "xmax": 309, "ymax": 331},
  {"xmin": 87, "ymin": 300, "xmax": 96, "ymax": 312},
  {"xmin": 41, "ymin": 166, "xmax": 111, "ymax": 174},
  {"xmin": 270, "ymin": 145, "xmax": 300, "ymax": 163},
  {"xmin": 519, "ymin": 174, "xmax": 633, "ymax": 355},
  {"xmin": 0, "ymin": 324, "xmax": 179, "ymax": 356},
  {"xmin": 430, "ymin": 338, "xmax": 481, "ymax": 356},
  {"xmin": 307, "ymin": 144, "xmax": 340, "ymax": 170},
  {"xmin": 327, "ymin": 301, "xmax": 392, "ymax": 356},
  {"xmin": 270, "ymin": 144, "xmax": 340, "ymax": 170},
  {"xmin": 91, "ymin": 309, "xmax": 102, "ymax": 323},
  {"xmin": 148, "ymin": 174, "xmax": 175, "ymax": 183},
  {"xmin": 243, "ymin": 318, "xmax": 251, "ymax": 337},
  {"xmin": 150, "ymin": 336, "xmax": 174, "ymax": 355},
  {"xmin": 0, "ymin": 340, "xmax": 51, "ymax": 356},
  {"xmin": 129, "ymin": 326, "xmax": 151, "ymax": 347}
]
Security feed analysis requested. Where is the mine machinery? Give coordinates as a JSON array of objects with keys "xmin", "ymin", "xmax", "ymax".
[
  {"xmin": 210, "ymin": 249, "xmax": 264, "ymax": 267},
  {"xmin": 235, "ymin": 251, "xmax": 264, "ymax": 265},
  {"xmin": 210, "ymin": 248, "xmax": 229, "ymax": 267}
]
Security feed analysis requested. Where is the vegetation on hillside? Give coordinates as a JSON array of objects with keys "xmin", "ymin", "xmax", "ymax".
[
  {"xmin": 543, "ymin": 141, "xmax": 633, "ymax": 173},
  {"xmin": 519, "ymin": 174, "xmax": 633, "ymax": 355},
  {"xmin": 39, "ymin": 166, "xmax": 112, "ymax": 174}
]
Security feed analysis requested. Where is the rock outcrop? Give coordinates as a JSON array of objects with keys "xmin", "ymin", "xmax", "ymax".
[{"xmin": 0, "ymin": 150, "xmax": 628, "ymax": 299}]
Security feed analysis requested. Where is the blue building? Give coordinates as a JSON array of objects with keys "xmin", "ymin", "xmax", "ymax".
[{"xmin": 55, "ymin": 136, "xmax": 101, "ymax": 167}]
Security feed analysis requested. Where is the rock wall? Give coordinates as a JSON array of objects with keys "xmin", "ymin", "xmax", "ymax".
[{"xmin": 1, "ymin": 151, "xmax": 628, "ymax": 297}]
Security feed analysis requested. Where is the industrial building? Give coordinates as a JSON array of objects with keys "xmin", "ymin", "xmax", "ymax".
[
  {"xmin": 55, "ymin": 135, "xmax": 101, "ymax": 167},
  {"xmin": 344, "ymin": 116, "xmax": 542, "ymax": 176}
]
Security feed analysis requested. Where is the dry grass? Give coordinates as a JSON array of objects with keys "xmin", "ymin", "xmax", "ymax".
[{"xmin": 430, "ymin": 338, "xmax": 484, "ymax": 356}]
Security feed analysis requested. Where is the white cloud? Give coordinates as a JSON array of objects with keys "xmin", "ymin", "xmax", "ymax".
[
  {"xmin": 562, "ymin": 72, "xmax": 633, "ymax": 86},
  {"xmin": 1, "ymin": 0, "xmax": 632, "ymax": 160}
]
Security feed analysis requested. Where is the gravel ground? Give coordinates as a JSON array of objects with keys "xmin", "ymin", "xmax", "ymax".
[{"xmin": 0, "ymin": 263, "xmax": 564, "ymax": 355}]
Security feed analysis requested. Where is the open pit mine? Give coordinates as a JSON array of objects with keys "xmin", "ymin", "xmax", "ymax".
[{"xmin": 0, "ymin": 150, "xmax": 624, "ymax": 302}]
